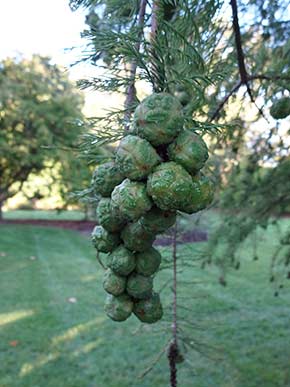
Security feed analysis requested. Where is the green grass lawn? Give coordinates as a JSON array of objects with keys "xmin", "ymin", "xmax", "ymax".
[
  {"xmin": 2, "ymin": 210, "xmax": 86, "ymax": 221},
  {"xmin": 0, "ymin": 223, "xmax": 290, "ymax": 387}
]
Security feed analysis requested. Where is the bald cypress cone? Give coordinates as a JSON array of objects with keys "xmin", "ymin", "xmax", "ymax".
[
  {"xmin": 132, "ymin": 93, "xmax": 184, "ymax": 146},
  {"xmin": 90, "ymin": 92, "xmax": 215, "ymax": 324},
  {"xmin": 116, "ymin": 135, "xmax": 161, "ymax": 180}
]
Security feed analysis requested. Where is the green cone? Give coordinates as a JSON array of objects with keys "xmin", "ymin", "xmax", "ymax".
[
  {"xmin": 92, "ymin": 162, "xmax": 124, "ymax": 197},
  {"xmin": 270, "ymin": 97, "xmax": 290, "ymax": 119},
  {"xmin": 103, "ymin": 269, "xmax": 126, "ymax": 296},
  {"xmin": 147, "ymin": 162, "xmax": 194, "ymax": 211},
  {"xmin": 107, "ymin": 245, "xmax": 136, "ymax": 276},
  {"xmin": 91, "ymin": 225, "xmax": 120, "ymax": 253},
  {"xmin": 97, "ymin": 198, "xmax": 125, "ymax": 232},
  {"xmin": 104, "ymin": 294, "xmax": 133, "ymax": 322},
  {"xmin": 126, "ymin": 273, "xmax": 153, "ymax": 299},
  {"xmin": 116, "ymin": 135, "xmax": 161, "ymax": 180},
  {"xmin": 111, "ymin": 179, "xmax": 152, "ymax": 222},
  {"xmin": 135, "ymin": 247, "xmax": 162, "ymax": 276},
  {"xmin": 184, "ymin": 174, "xmax": 215, "ymax": 213},
  {"xmin": 132, "ymin": 93, "xmax": 184, "ymax": 146},
  {"xmin": 133, "ymin": 292, "xmax": 163, "ymax": 323},
  {"xmin": 121, "ymin": 221, "xmax": 156, "ymax": 252},
  {"xmin": 140, "ymin": 206, "xmax": 176, "ymax": 234},
  {"xmin": 168, "ymin": 130, "xmax": 209, "ymax": 174}
]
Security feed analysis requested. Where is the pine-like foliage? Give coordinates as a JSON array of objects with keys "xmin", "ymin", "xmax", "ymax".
[{"xmin": 70, "ymin": 0, "xmax": 225, "ymax": 142}]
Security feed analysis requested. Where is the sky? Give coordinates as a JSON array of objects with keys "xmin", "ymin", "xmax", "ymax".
[
  {"xmin": 0, "ymin": 0, "xmax": 124, "ymax": 113},
  {"xmin": 0, "ymin": 0, "xmax": 86, "ymax": 71}
]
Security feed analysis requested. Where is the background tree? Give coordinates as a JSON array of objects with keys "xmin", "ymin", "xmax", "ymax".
[
  {"xmin": 69, "ymin": 0, "xmax": 290, "ymax": 384},
  {"xmin": 200, "ymin": 0, "xmax": 290, "ymax": 289},
  {"xmin": 0, "ymin": 55, "xmax": 86, "ymax": 217}
]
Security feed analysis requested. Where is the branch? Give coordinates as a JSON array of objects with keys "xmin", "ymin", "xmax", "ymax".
[
  {"xmin": 124, "ymin": 0, "xmax": 147, "ymax": 127},
  {"xmin": 210, "ymin": 74, "xmax": 290, "ymax": 121},
  {"xmin": 248, "ymin": 74, "xmax": 290, "ymax": 82},
  {"xmin": 149, "ymin": 0, "xmax": 165, "ymax": 92},
  {"xmin": 230, "ymin": 0, "xmax": 269, "ymax": 120},
  {"xmin": 210, "ymin": 80, "xmax": 242, "ymax": 121},
  {"xmin": 230, "ymin": 0, "xmax": 248, "ymax": 84},
  {"xmin": 168, "ymin": 222, "xmax": 178, "ymax": 387},
  {"xmin": 150, "ymin": 0, "xmax": 159, "ymax": 41}
]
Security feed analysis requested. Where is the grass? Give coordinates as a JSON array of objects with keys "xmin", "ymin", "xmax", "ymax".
[
  {"xmin": 2, "ymin": 210, "xmax": 86, "ymax": 221},
  {"xmin": 0, "ymin": 223, "xmax": 290, "ymax": 387}
]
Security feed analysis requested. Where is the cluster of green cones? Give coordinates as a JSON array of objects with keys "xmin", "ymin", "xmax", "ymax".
[{"xmin": 91, "ymin": 93, "xmax": 214, "ymax": 323}]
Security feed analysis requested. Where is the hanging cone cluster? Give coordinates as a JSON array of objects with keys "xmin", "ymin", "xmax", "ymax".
[{"xmin": 91, "ymin": 92, "xmax": 214, "ymax": 323}]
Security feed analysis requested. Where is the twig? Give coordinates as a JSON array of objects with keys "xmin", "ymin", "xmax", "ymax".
[
  {"xmin": 230, "ymin": 0, "xmax": 247, "ymax": 84},
  {"xmin": 124, "ymin": 0, "xmax": 147, "ymax": 127},
  {"xmin": 96, "ymin": 251, "xmax": 105, "ymax": 269},
  {"xmin": 210, "ymin": 0, "xmax": 290, "ymax": 121},
  {"xmin": 168, "ymin": 222, "xmax": 178, "ymax": 387},
  {"xmin": 210, "ymin": 73, "xmax": 290, "ymax": 121},
  {"xmin": 138, "ymin": 340, "xmax": 170, "ymax": 379},
  {"xmin": 210, "ymin": 80, "xmax": 242, "ymax": 121},
  {"xmin": 229, "ymin": 0, "xmax": 265, "ymax": 118},
  {"xmin": 149, "ymin": 0, "xmax": 165, "ymax": 92},
  {"xmin": 150, "ymin": 0, "xmax": 159, "ymax": 41},
  {"xmin": 248, "ymin": 74, "xmax": 290, "ymax": 82}
]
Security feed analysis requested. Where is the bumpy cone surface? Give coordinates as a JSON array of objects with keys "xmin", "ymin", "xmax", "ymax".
[
  {"xmin": 116, "ymin": 135, "xmax": 161, "ymax": 180},
  {"xmin": 184, "ymin": 174, "xmax": 214, "ymax": 213},
  {"xmin": 135, "ymin": 247, "xmax": 161, "ymax": 276},
  {"xmin": 270, "ymin": 97, "xmax": 290, "ymax": 119},
  {"xmin": 97, "ymin": 198, "xmax": 125, "ymax": 232},
  {"xmin": 92, "ymin": 162, "xmax": 124, "ymax": 197},
  {"xmin": 103, "ymin": 269, "xmax": 126, "ymax": 296},
  {"xmin": 91, "ymin": 225, "xmax": 120, "ymax": 253},
  {"xmin": 104, "ymin": 293, "xmax": 133, "ymax": 322},
  {"xmin": 121, "ymin": 221, "xmax": 156, "ymax": 252},
  {"xmin": 147, "ymin": 162, "xmax": 198, "ymax": 212},
  {"xmin": 111, "ymin": 179, "xmax": 152, "ymax": 221},
  {"xmin": 133, "ymin": 292, "xmax": 163, "ymax": 323},
  {"xmin": 107, "ymin": 245, "xmax": 136, "ymax": 276},
  {"xmin": 140, "ymin": 206, "xmax": 176, "ymax": 234},
  {"xmin": 133, "ymin": 93, "xmax": 184, "ymax": 146},
  {"xmin": 126, "ymin": 273, "xmax": 153, "ymax": 299},
  {"xmin": 168, "ymin": 130, "xmax": 209, "ymax": 174}
]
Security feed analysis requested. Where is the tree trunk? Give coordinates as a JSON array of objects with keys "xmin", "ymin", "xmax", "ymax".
[{"xmin": 0, "ymin": 201, "xmax": 3, "ymax": 220}]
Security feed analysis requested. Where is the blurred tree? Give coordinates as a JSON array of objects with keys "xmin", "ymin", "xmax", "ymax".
[{"xmin": 0, "ymin": 55, "xmax": 86, "ymax": 218}]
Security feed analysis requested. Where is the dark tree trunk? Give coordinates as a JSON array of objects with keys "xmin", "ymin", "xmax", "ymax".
[{"xmin": 0, "ymin": 201, "xmax": 3, "ymax": 220}]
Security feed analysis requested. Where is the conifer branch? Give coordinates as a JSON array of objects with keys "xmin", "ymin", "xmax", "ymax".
[
  {"xmin": 210, "ymin": 0, "xmax": 289, "ymax": 121},
  {"xmin": 124, "ymin": 0, "xmax": 147, "ymax": 127},
  {"xmin": 210, "ymin": 72, "xmax": 290, "ymax": 121}
]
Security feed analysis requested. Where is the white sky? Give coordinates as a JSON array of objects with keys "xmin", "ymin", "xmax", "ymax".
[
  {"xmin": 0, "ymin": 0, "xmax": 86, "ymax": 70},
  {"xmin": 0, "ymin": 0, "xmax": 124, "ymax": 113}
]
